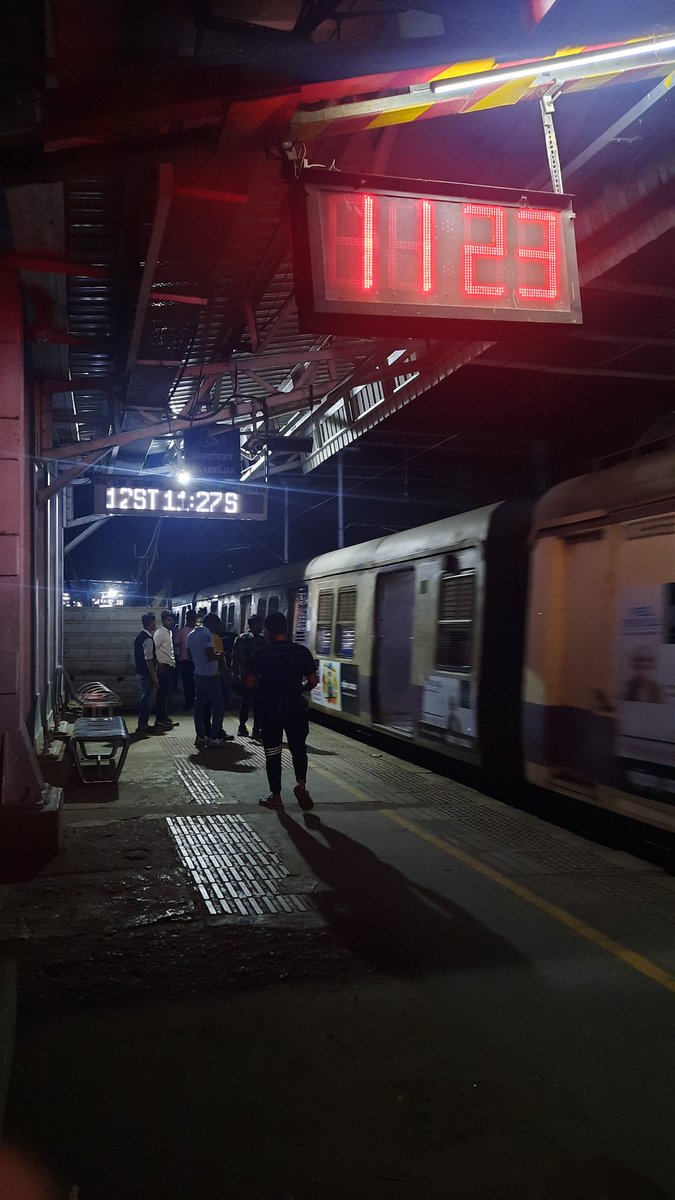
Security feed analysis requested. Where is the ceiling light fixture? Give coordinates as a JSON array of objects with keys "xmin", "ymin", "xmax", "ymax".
[{"xmin": 430, "ymin": 34, "xmax": 675, "ymax": 96}]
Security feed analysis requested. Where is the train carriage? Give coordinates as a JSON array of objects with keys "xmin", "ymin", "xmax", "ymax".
[
  {"xmin": 174, "ymin": 441, "xmax": 675, "ymax": 838},
  {"xmin": 524, "ymin": 444, "xmax": 675, "ymax": 834},
  {"xmin": 176, "ymin": 499, "xmax": 533, "ymax": 779}
]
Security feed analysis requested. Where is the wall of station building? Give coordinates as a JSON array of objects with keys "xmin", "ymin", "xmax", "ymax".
[{"xmin": 0, "ymin": 268, "xmax": 63, "ymax": 820}]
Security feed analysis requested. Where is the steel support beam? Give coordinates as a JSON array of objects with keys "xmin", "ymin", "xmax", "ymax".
[
  {"xmin": 586, "ymin": 280, "xmax": 675, "ymax": 300},
  {"xmin": 126, "ymin": 162, "xmax": 174, "ymax": 371},
  {"xmin": 540, "ymin": 90, "xmax": 564, "ymax": 194},
  {"xmin": 36, "ymin": 451, "xmax": 109, "ymax": 504},
  {"xmin": 469, "ymin": 359, "xmax": 675, "ymax": 383},
  {"xmin": 0, "ymin": 255, "xmax": 109, "ymax": 278},
  {"xmin": 64, "ymin": 518, "xmax": 111, "ymax": 554},
  {"xmin": 149, "ymin": 290, "xmax": 208, "ymax": 306},
  {"xmin": 138, "ymin": 344, "xmax": 373, "ymax": 375}
]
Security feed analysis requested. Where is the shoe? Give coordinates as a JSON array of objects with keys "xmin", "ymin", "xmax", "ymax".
[
  {"xmin": 259, "ymin": 795, "xmax": 283, "ymax": 811},
  {"xmin": 194, "ymin": 736, "xmax": 208, "ymax": 748},
  {"xmin": 294, "ymin": 783, "xmax": 314, "ymax": 811},
  {"xmin": 237, "ymin": 725, "xmax": 249, "ymax": 737},
  {"xmin": 155, "ymin": 719, "xmax": 174, "ymax": 730},
  {"xmin": 195, "ymin": 736, "xmax": 224, "ymax": 749},
  {"xmin": 135, "ymin": 725, "xmax": 150, "ymax": 736},
  {"xmin": 213, "ymin": 731, "xmax": 235, "ymax": 742},
  {"xmin": 252, "ymin": 728, "xmax": 263, "ymax": 740}
]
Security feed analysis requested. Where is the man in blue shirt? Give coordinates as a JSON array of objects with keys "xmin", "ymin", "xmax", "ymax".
[{"xmin": 188, "ymin": 613, "xmax": 232, "ymax": 749}]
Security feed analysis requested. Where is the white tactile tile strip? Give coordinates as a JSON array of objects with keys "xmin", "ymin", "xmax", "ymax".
[
  {"xmin": 172, "ymin": 757, "xmax": 225, "ymax": 805},
  {"xmin": 170, "ymin": 735, "xmax": 234, "ymax": 805},
  {"xmin": 167, "ymin": 813, "xmax": 312, "ymax": 917}
]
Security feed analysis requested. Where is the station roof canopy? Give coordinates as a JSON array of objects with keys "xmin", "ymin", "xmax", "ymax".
[{"xmin": 3, "ymin": 0, "xmax": 675, "ymax": 491}]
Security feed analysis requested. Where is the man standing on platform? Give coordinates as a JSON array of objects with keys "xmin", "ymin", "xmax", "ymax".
[
  {"xmin": 175, "ymin": 609, "xmax": 197, "ymax": 710},
  {"xmin": 134, "ymin": 612, "xmax": 158, "ymax": 735},
  {"xmin": 188, "ymin": 612, "xmax": 232, "ymax": 749},
  {"xmin": 233, "ymin": 613, "xmax": 265, "ymax": 737},
  {"xmin": 153, "ymin": 609, "xmax": 178, "ymax": 730},
  {"xmin": 247, "ymin": 611, "xmax": 318, "ymax": 812}
]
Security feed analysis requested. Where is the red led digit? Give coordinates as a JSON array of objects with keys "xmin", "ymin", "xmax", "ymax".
[
  {"xmin": 463, "ymin": 203, "xmax": 506, "ymax": 298},
  {"xmin": 387, "ymin": 198, "xmax": 435, "ymax": 294},
  {"xmin": 517, "ymin": 208, "xmax": 560, "ymax": 300},
  {"xmin": 363, "ymin": 194, "xmax": 374, "ymax": 290},
  {"xmin": 327, "ymin": 193, "xmax": 376, "ymax": 292},
  {"xmin": 422, "ymin": 200, "xmax": 433, "ymax": 293}
]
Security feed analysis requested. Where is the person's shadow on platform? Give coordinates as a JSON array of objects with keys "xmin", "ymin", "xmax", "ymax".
[
  {"xmin": 190, "ymin": 744, "xmax": 257, "ymax": 773},
  {"xmin": 279, "ymin": 812, "xmax": 524, "ymax": 977}
]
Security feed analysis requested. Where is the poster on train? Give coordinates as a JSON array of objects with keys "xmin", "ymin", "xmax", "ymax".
[
  {"xmin": 311, "ymin": 660, "xmax": 360, "ymax": 715},
  {"xmin": 616, "ymin": 584, "xmax": 675, "ymax": 799},
  {"xmin": 419, "ymin": 674, "xmax": 475, "ymax": 747}
]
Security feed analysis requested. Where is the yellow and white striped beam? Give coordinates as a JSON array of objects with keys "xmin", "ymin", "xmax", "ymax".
[{"xmin": 290, "ymin": 33, "xmax": 675, "ymax": 140}]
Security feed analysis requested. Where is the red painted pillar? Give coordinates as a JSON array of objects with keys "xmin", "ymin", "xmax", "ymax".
[{"xmin": 0, "ymin": 269, "xmax": 60, "ymax": 880}]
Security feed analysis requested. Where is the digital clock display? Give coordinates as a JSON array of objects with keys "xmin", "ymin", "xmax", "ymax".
[
  {"xmin": 291, "ymin": 170, "xmax": 581, "ymax": 338},
  {"xmin": 92, "ymin": 481, "xmax": 267, "ymax": 520}
]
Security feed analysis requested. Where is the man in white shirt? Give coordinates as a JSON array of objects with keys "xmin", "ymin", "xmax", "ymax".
[{"xmin": 153, "ymin": 610, "xmax": 178, "ymax": 730}]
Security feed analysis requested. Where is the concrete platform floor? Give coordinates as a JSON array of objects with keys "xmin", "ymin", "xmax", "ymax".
[{"xmin": 2, "ymin": 716, "xmax": 675, "ymax": 1199}]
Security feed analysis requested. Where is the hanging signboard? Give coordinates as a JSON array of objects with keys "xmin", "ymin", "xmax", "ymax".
[
  {"xmin": 91, "ymin": 475, "xmax": 267, "ymax": 521},
  {"xmin": 183, "ymin": 427, "xmax": 241, "ymax": 482},
  {"xmin": 291, "ymin": 169, "xmax": 582, "ymax": 339}
]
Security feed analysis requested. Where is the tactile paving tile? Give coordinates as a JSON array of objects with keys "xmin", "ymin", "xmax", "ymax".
[
  {"xmin": 167, "ymin": 813, "xmax": 312, "ymax": 917},
  {"xmin": 172, "ymin": 757, "xmax": 225, "ymax": 805},
  {"xmin": 169, "ymin": 735, "xmax": 233, "ymax": 805}
]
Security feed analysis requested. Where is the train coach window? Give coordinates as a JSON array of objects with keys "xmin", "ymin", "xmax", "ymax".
[
  {"xmin": 210, "ymin": 600, "xmax": 219, "ymax": 614},
  {"xmin": 316, "ymin": 590, "xmax": 334, "ymax": 654},
  {"xmin": 335, "ymin": 587, "xmax": 357, "ymax": 658},
  {"xmin": 227, "ymin": 603, "xmax": 235, "ymax": 631},
  {"xmin": 436, "ymin": 572, "xmax": 475, "ymax": 672},
  {"xmin": 257, "ymin": 597, "xmax": 267, "ymax": 619},
  {"xmin": 267, "ymin": 595, "xmax": 280, "ymax": 615}
]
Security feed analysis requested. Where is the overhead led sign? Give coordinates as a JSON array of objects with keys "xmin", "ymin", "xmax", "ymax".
[
  {"xmin": 291, "ymin": 170, "xmax": 581, "ymax": 338},
  {"xmin": 92, "ymin": 478, "xmax": 267, "ymax": 521}
]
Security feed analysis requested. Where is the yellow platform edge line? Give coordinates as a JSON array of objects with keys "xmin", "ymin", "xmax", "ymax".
[
  {"xmin": 308, "ymin": 758, "xmax": 675, "ymax": 995},
  {"xmin": 381, "ymin": 808, "xmax": 675, "ymax": 995}
]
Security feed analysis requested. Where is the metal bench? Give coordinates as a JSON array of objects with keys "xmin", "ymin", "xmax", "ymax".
[
  {"xmin": 70, "ymin": 717, "xmax": 130, "ymax": 784},
  {"xmin": 76, "ymin": 682, "xmax": 121, "ymax": 719}
]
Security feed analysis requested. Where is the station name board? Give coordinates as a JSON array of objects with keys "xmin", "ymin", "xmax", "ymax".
[
  {"xmin": 291, "ymin": 170, "xmax": 581, "ymax": 338},
  {"xmin": 92, "ymin": 478, "xmax": 267, "ymax": 521}
]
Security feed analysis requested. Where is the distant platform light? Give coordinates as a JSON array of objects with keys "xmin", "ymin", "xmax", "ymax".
[{"xmin": 177, "ymin": 470, "xmax": 192, "ymax": 485}]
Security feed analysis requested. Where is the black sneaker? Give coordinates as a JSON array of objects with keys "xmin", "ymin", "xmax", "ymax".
[
  {"xmin": 258, "ymin": 795, "xmax": 283, "ymax": 811},
  {"xmin": 294, "ymin": 783, "xmax": 314, "ymax": 811},
  {"xmin": 237, "ymin": 725, "xmax": 249, "ymax": 737},
  {"xmin": 155, "ymin": 719, "xmax": 174, "ymax": 730},
  {"xmin": 252, "ymin": 728, "xmax": 263, "ymax": 740},
  {"xmin": 214, "ymin": 731, "xmax": 235, "ymax": 742}
]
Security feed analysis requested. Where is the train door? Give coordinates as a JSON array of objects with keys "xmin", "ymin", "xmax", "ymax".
[
  {"xmin": 551, "ymin": 531, "xmax": 610, "ymax": 791},
  {"xmin": 373, "ymin": 569, "xmax": 415, "ymax": 732}
]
